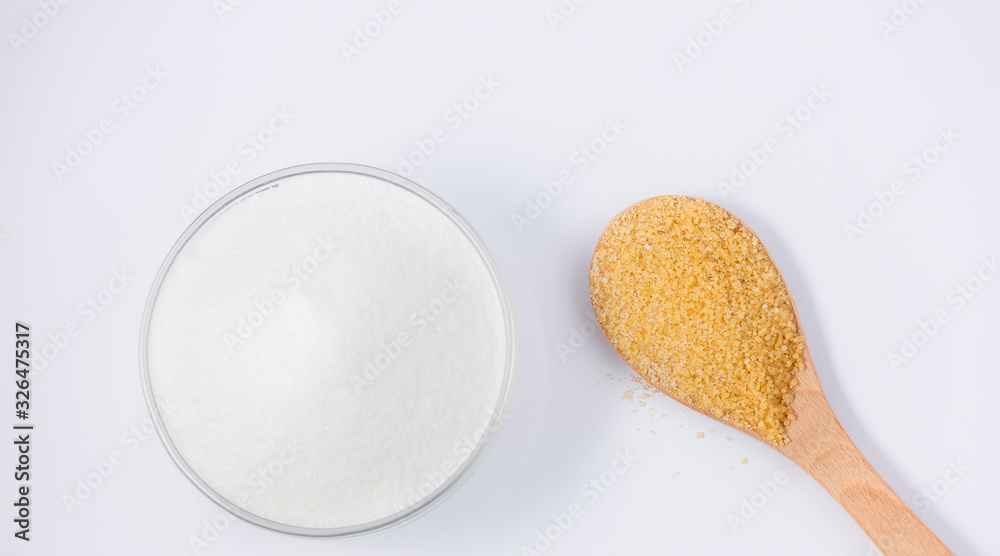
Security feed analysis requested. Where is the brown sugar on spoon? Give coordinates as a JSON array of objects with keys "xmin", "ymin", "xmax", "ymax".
[
  {"xmin": 590, "ymin": 195, "xmax": 803, "ymax": 446},
  {"xmin": 591, "ymin": 195, "xmax": 955, "ymax": 555}
]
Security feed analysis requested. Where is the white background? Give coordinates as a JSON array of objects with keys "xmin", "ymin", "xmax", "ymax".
[{"xmin": 2, "ymin": 1, "xmax": 998, "ymax": 554}]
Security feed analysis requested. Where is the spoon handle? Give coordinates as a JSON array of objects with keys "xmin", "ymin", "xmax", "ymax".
[{"xmin": 780, "ymin": 360, "xmax": 954, "ymax": 555}]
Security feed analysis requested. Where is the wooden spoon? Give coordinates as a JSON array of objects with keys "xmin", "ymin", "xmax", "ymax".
[{"xmin": 589, "ymin": 196, "xmax": 953, "ymax": 555}]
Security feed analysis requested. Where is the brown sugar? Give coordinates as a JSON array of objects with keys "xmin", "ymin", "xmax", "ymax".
[{"xmin": 589, "ymin": 196, "xmax": 803, "ymax": 446}]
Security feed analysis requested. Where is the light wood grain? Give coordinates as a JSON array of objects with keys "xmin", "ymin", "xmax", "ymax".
[{"xmin": 778, "ymin": 343, "xmax": 953, "ymax": 555}]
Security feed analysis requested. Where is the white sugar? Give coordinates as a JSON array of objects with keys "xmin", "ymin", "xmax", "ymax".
[{"xmin": 146, "ymin": 170, "xmax": 508, "ymax": 529}]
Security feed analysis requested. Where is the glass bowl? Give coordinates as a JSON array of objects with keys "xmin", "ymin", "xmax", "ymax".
[{"xmin": 139, "ymin": 163, "xmax": 516, "ymax": 537}]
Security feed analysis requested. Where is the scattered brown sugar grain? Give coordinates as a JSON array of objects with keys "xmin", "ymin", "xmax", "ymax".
[{"xmin": 589, "ymin": 196, "xmax": 804, "ymax": 446}]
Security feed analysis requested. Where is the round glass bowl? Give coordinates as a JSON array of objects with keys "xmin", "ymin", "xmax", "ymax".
[{"xmin": 140, "ymin": 163, "xmax": 515, "ymax": 537}]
